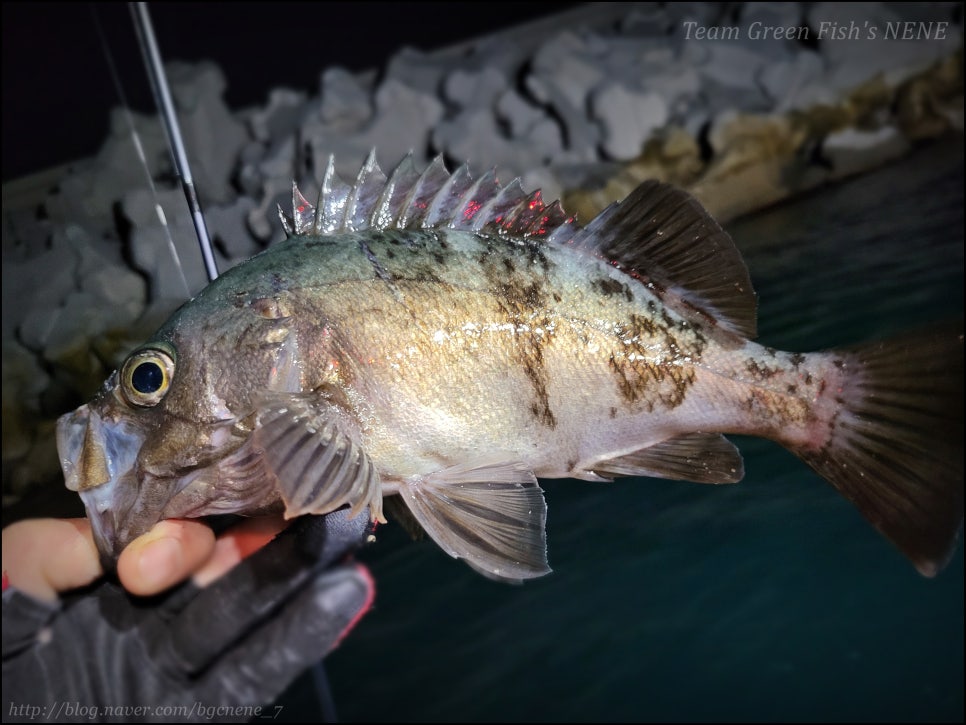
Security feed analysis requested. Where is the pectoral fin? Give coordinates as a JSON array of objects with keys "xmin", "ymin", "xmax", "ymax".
[
  {"xmin": 254, "ymin": 391, "xmax": 384, "ymax": 523},
  {"xmin": 592, "ymin": 432, "xmax": 744, "ymax": 484},
  {"xmin": 398, "ymin": 457, "xmax": 550, "ymax": 582}
]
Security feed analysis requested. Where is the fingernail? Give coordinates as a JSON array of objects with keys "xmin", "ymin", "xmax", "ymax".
[{"xmin": 137, "ymin": 536, "xmax": 182, "ymax": 590}]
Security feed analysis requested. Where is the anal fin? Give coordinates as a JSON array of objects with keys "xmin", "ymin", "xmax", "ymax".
[
  {"xmin": 592, "ymin": 432, "xmax": 744, "ymax": 484},
  {"xmin": 398, "ymin": 457, "xmax": 550, "ymax": 582}
]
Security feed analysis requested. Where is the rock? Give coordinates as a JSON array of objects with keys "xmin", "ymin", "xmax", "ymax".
[
  {"xmin": 808, "ymin": 2, "xmax": 962, "ymax": 92},
  {"xmin": 677, "ymin": 30, "xmax": 712, "ymax": 66},
  {"xmin": 896, "ymin": 53, "xmax": 966, "ymax": 139},
  {"xmin": 496, "ymin": 89, "xmax": 547, "ymax": 138},
  {"xmin": 591, "ymin": 36, "xmax": 676, "ymax": 91},
  {"xmin": 664, "ymin": 2, "xmax": 730, "ymax": 28},
  {"xmin": 619, "ymin": 6, "xmax": 673, "ymax": 36},
  {"xmin": 640, "ymin": 62, "xmax": 702, "ymax": 120},
  {"xmin": 744, "ymin": 2, "xmax": 802, "ymax": 28},
  {"xmin": 759, "ymin": 50, "xmax": 826, "ymax": 112},
  {"xmin": 443, "ymin": 67, "xmax": 507, "ymax": 110},
  {"xmin": 237, "ymin": 140, "xmax": 269, "ymax": 197},
  {"xmin": 42, "ymin": 111, "xmax": 168, "ymax": 228},
  {"xmin": 4, "ymin": 421, "xmax": 62, "ymax": 507},
  {"xmin": 384, "ymin": 47, "xmax": 448, "ymax": 97},
  {"xmin": 305, "ymin": 78, "xmax": 444, "ymax": 180},
  {"xmin": 205, "ymin": 196, "xmax": 261, "ymax": 266},
  {"xmin": 524, "ymin": 75, "xmax": 599, "ymax": 162},
  {"xmin": 42, "ymin": 292, "xmax": 110, "ymax": 360},
  {"xmin": 364, "ymin": 79, "xmax": 445, "ymax": 163},
  {"xmin": 248, "ymin": 174, "xmax": 295, "ymax": 244},
  {"xmin": 35, "ymin": 289, "xmax": 123, "ymax": 400},
  {"xmin": 530, "ymin": 31, "xmax": 604, "ymax": 110},
  {"xmin": 591, "ymin": 84, "xmax": 669, "ymax": 161},
  {"xmin": 432, "ymin": 108, "xmax": 563, "ymax": 182},
  {"xmin": 4, "ymin": 229, "xmax": 78, "ymax": 342},
  {"xmin": 63, "ymin": 225, "xmax": 147, "ymax": 325},
  {"xmin": 319, "ymin": 67, "xmax": 373, "ymax": 126},
  {"xmin": 698, "ymin": 42, "xmax": 772, "ymax": 91},
  {"xmin": 14, "ymin": 226, "xmax": 146, "ymax": 352},
  {"xmin": 167, "ymin": 61, "xmax": 250, "ymax": 206},
  {"xmin": 81, "ymin": 264, "xmax": 146, "ymax": 324},
  {"xmin": 1, "ymin": 340, "xmax": 50, "ymax": 457},
  {"xmin": 2, "ymin": 207, "xmax": 54, "ymax": 265},
  {"xmin": 249, "ymin": 87, "xmax": 308, "ymax": 143},
  {"xmin": 739, "ymin": 2, "xmax": 804, "ymax": 62},
  {"xmin": 245, "ymin": 135, "xmax": 301, "ymax": 242},
  {"xmin": 821, "ymin": 126, "xmax": 911, "ymax": 177},
  {"xmin": 18, "ymin": 306, "xmax": 62, "ymax": 355},
  {"xmin": 526, "ymin": 31, "xmax": 604, "ymax": 160},
  {"xmin": 123, "ymin": 187, "xmax": 209, "ymax": 300}
]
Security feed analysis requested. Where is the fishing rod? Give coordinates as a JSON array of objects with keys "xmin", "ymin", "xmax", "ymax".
[{"xmin": 129, "ymin": 1, "xmax": 219, "ymax": 283}]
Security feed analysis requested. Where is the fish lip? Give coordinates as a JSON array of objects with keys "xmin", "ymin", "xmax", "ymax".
[
  {"xmin": 81, "ymin": 470, "xmax": 192, "ymax": 568},
  {"xmin": 82, "ymin": 495, "xmax": 121, "ymax": 571},
  {"xmin": 56, "ymin": 405, "xmax": 93, "ymax": 491},
  {"xmin": 57, "ymin": 403, "xmax": 152, "ymax": 564},
  {"xmin": 76, "ymin": 469, "xmax": 148, "ymax": 567}
]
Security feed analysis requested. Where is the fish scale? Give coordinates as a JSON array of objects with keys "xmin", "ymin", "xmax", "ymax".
[{"xmin": 56, "ymin": 154, "xmax": 963, "ymax": 581}]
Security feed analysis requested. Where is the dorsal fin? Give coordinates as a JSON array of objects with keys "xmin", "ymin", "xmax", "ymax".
[
  {"xmin": 278, "ymin": 151, "xmax": 580, "ymax": 242},
  {"xmin": 279, "ymin": 155, "xmax": 756, "ymax": 337},
  {"xmin": 570, "ymin": 182, "xmax": 757, "ymax": 338}
]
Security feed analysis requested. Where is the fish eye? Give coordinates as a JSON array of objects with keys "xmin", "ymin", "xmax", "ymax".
[{"xmin": 120, "ymin": 348, "xmax": 175, "ymax": 407}]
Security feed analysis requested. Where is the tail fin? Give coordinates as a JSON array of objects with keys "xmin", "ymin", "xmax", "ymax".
[{"xmin": 794, "ymin": 325, "xmax": 963, "ymax": 576}]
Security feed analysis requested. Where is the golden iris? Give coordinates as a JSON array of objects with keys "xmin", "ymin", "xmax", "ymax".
[{"xmin": 120, "ymin": 347, "xmax": 175, "ymax": 407}]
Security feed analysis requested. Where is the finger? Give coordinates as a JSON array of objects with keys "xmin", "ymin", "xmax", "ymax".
[
  {"xmin": 192, "ymin": 514, "xmax": 289, "ymax": 588},
  {"xmin": 117, "ymin": 519, "xmax": 216, "ymax": 596},
  {"xmin": 1, "ymin": 518, "xmax": 101, "ymax": 602},
  {"xmin": 166, "ymin": 510, "xmax": 371, "ymax": 674},
  {"xmin": 195, "ymin": 564, "xmax": 375, "ymax": 706}
]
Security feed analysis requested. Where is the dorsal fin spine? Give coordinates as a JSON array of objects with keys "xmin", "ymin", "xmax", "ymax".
[
  {"xmin": 425, "ymin": 164, "xmax": 472, "ymax": 228},
  {"xmin": 395, "ymin": 155, "xmax": 447, "ymax": 229},
  {"xmin": 319, "ymin": 155, "xmax": 351, "ymax": 234},
  {"xmin": 342, "ymin": 150, "xmax": 379, "ymax": 231},
  {"xmin": 370, "ymin": 152, "xmax": 418, "ymax": 230},
  {"xmin": 292, "ymin": 182, "xmax": 314, "ymax": 236}
]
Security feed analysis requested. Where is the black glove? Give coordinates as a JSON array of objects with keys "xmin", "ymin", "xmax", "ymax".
[{"xmin": 2, "ymin": 510, "xmax": 373, "ymax": 723}]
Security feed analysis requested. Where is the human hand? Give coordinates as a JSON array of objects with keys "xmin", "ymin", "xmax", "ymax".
[
  {"xmin": 2, "ymin": 511, "xmax": 374, "ymax": 723},
  {"xmin": 1, "ymin": 514, "xmax": 305, "ymax": 600}
]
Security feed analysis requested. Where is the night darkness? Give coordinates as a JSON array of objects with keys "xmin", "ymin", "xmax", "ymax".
[{"xmin": 2, "ymin": 2, "xmax": 577, "ymax": 182}]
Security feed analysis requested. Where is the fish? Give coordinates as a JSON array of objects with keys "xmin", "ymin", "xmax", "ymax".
[{"xmin": 55, "ymin": 152, "xmax": 964, "ymax": 581}]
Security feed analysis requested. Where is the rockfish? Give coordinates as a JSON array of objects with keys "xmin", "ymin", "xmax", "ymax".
[{"xmin": 57, "ymin": 153, "xmax": 963, "ymax": 581}]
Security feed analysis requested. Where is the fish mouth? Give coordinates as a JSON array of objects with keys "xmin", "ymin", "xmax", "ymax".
[
  {"xmin": 56, "ymin": 405, "xmax": 271, "ymax": 567},
  {"xmin": 56, "ymin": 404, "xmax": 151, "ymax": 567}
]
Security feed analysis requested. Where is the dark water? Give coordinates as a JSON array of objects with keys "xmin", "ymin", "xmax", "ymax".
[{"xmin": 317, "ymin": 139, "xmax": 964, "ymax": 723}]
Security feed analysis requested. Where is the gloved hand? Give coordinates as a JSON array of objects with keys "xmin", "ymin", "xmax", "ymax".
[{"xmin": 2, "ymin": 510, "xmax": 374, "ymax": 723}]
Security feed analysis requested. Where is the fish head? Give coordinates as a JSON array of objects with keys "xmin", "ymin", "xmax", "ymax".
[{"xmin": 56, "ymin": 300, "xmax": 304, "ymax": 567}]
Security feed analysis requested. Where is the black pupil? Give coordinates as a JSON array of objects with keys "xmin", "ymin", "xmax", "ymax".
[{"xmin": 131, "ymin": 361, "xmax": 163, "ymax": 394}]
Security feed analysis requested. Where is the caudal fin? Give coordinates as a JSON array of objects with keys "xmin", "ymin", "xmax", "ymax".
[{"xmin": 794, "ymin": 325, "xmax": 963, "ymax": 576}]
